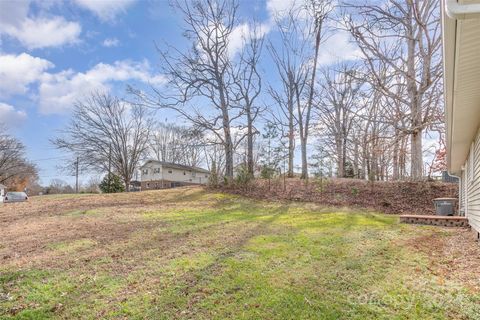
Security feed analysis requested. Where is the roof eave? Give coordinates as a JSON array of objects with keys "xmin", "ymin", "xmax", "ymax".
[{"xmin": 442, "ymin": 1, "xmax": 458, "ymax": 174}]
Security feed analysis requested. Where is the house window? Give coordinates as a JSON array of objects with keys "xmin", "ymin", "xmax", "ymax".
[
  {"xmin": 192, "ymin": 172, "xmax": 196, "ymax": 178},
  {"xmin": 142, "ymin": 169, "xmax": 148, "ymax": 175},
  {"xmin": 205, "ymin": 174, "xmax": 208, "ymax": 178},
  {"xmin": 153, "ymin": 168, "xmax": 160, "ymax": 174},
  {"xmin": 168, "ymin": 170, "xmax": 173, "ymax": 174},
  {"xmin": 189, "ymin": 179, "xmax": 192, "ymax": 182},
  {"xmin": 183, "ymin": 171, "xmax": 186, "ymax": 175},
  {"xmin": 146, "ymin": 183, "xmax": 150, "ymax": 188}
]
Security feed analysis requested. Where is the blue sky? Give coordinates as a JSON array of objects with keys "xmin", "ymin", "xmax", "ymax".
[{"xmin": 0, "ymin": 0, "xmax": 363, "ymax": 185}]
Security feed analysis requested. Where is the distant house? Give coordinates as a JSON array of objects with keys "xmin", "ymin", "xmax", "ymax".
[
  {"xmin": 140, "ymin": 160, "xmax": 210, "ymax": 190},
  {"xmin": 442, "ymin": 1, "xmax": 480, "ymax": 233}
]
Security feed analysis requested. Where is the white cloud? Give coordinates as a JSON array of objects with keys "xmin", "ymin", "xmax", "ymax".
[
  {"xmin": 0, "ymin": 102, "xmax": 27, "ymax": 127},
  {"xmin": 266, "ymin": 0, "xmax": 297, "ymax": 19},
  {"xmin": 0, "ymin": 0, "xmax": 30, "ymax": 28},
  {"xmin": 317, "ymin": 30, "xmax": 362, "ymax": 66},
  {"xmin": 228, "ymin": 23, "xmax": 270, "ymax": 58},
  {"xmin": 0, "ymin": 53, "xmax": 165, "ymax": 115},
  {"xmin": 264, "ymin": 1, "xmax": 360, "ymax": 66},
  {"xmin": 0, "ymin": 53, "xmax": 53, "ymax": 98},
  {"xmin": 38, "ymin": 60, "xmax": 166, "ymax": 114},
  {"xmin": 74, "ymin": 0, "xmax": 136, "ymax": 21},
  {"xmin": 228, "ymin": 23, "xmax": 250, "ymax": 58},
  {"xmin": 2, "ymin": 17, "xmax": 81, "ymax": 50},
  {"xmin": 102, "ymin": 37, "xmax": 120, "ymax": 47},
  {"xmin": 0, "ymin": 1, "xmax": 81, "ymax": 49}
]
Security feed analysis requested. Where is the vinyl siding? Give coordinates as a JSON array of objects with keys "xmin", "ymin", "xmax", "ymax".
[
  {"xmin": 141, "ymin": 163, "xmax": 209, "ymax": 185},
  {"xmin": 161, "ymin": 166, "xmax": 209, "ymax": 185},
  {"xmin": 460, "ymin": 169, "xmax": 466, "ymax": 216},
  {"xmin": 141, "ymin": 163, "xmax": 164, "ymax": 181},
  {"xmin": 464, "ymin": 127, "xmax": 480, "ymax": 233}
]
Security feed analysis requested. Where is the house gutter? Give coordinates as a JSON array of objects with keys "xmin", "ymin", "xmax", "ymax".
[{"xmin": 445, "ymin": 0, "xmax": 480, "ymax": 20}]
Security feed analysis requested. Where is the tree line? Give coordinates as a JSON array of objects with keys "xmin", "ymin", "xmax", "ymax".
[
  {"xmin": 0, "ymin": 125, "xmax": 38, "ymax": 191},
  {"xmin": 51, "ymin": 0, "xmax": 445, "ymax": 188}
]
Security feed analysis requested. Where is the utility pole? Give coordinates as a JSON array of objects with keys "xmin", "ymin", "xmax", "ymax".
[
  {"xmin": 75, "ymin": 157, "xmax": 79, "ymax": 193},
  {"xmin": 108, "ymin": 144, "xmax": 112, "ymax": 193}
]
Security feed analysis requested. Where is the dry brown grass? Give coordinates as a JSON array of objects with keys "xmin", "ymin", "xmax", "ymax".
[
  {"xmin": 0, "ymin": 187, "xmax": 210, "ymax": 269},
  {"xmin": 222, "ymin": 178, "xmax": 459, "ymax": 215},
  {"xmin": 404, "ymin": 228, "xmax": 480, "ymax": 292}
]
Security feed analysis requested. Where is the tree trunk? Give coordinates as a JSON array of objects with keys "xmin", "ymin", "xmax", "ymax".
[
  {"xmin": 406, "ymin": 3, "xmax": 422, "ymax": 180},
  {"xmin": 223, "ymin": 129, "xmax": 233, "ymax": 179},
  {"xmin": 287, "ymin": 88, "xmax": 295, "ymax": 178},
  {"xmin": 342, "ymin": 135, "xmax": 347, "ymax": 177},
  {"xmin": 300, "ymin": 138, "xmax": 308, "ymax": 179},
  {"xmin": 217, "ymin": 69, "xmax": 233, "ymax": 180},
  {"xmin": 336, "ymin": 137, "xmax": 344, "ymax": 178},
  {"xmin": 411, "ymin": 129, "xmax": 423, "ymax": 179},
  {"xmin": 300, "ymin": 20, "xmax": 323, "ymax": 181},
  {"xmin": 392, "ymin": 135, "xmax": 399, "ymax": 180},
  {"xmin": 220, "ymin": 103, "xmax": 233, "ymax": 180},
  {"xmin": 246, "ymin": 107, "xmax": 254, "ymax": 177},
  {"xmin": 353, "ymin": 141, "xmax": 359, "ymax": 178}
]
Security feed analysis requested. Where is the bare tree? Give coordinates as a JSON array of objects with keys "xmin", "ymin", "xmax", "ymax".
[
  {"xmin": 267, "ymin": 9, "xmax": 307, "ymax": 178},
  {"xmin": 203, "ymin": 142, "xmax": 226, "ymax": 176},
  {"xmin": 299, "ymin": 0, "xmax": 333, "ymax": 179},
  {"xmin": 46, "ymin": 179, "xmax": 74, "ymax": 194},
  {"xmin": 131, "ymin": 0, "xmax": 242, "ymax": 180},
  {"xmin": 268, "ymin": 1, "xmax": 332, "ymax": 180},
  {"xmin": 234, "ymin": 23, "xmax": 264, "ymax": 177},
  {"xmin": 344, "ymin": 0, "xmax": 443, "ymax": 180},
  {"xmin": 149, "ymin": 123, "xmax": 186, "ymax": 163},
  {"xmin": 52, "ymin": 92, "xmax": 153, "ymax": 189},
  {"xmin": 178, "ymin": 127, "xmax": 205, "ymax": 167},
  {"xmin": 0, "ymin": 125, "xmax": 37, "ymax": 187},
  {"xmin": 317, "ymin": 64, "xmax": 364, "ymax": 178},
  {"xmin": 149, "ymin": 123, "xmax": 204, "ymax": 166}
]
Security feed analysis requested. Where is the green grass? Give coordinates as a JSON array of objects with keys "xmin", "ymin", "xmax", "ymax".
[
  {"xmin": 1, "ymin": 189, "xmax": 479, "ymax": 319},
  {"xmin": 47, "ymin": 239, "xmax": 98, "ymax": 253}
]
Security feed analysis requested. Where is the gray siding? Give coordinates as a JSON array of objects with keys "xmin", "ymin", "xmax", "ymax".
[
  {"xmin": 464, "ymin": 128, "xmax": 480, "ymax": 233},
  {"xmin": 460, "ymin": 170, "xmax": 466, "ymax": 216}
]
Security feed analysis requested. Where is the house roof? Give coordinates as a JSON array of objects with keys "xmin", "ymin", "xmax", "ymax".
[
  {"xmin": 442, "ymin": 0, "xmax": 480, "ymax": 174},
  {"xmin": 140, "ymin": 160, "xmax": 210, "ymax": 174}
]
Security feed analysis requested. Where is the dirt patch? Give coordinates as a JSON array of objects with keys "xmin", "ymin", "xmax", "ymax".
[{"xmin": 405, "ymin": 228, "xmax": 480, "ymax": 292}]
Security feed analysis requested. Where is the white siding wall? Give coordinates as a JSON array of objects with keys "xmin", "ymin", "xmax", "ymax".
[
  {"xmin": 464, "ymin": 128, "xmax": 480, "ymax": 233},
  {"xmin": 460, "ymin": 169, "xmax": 466, "ymax": 216},
  {"xmin": 141, "ymin": 163, "xmax": 164, "ymax": 181},
  {"xmin": 141, "ymin": 162, "xmax": 209, "ymax": 185},
  {"xmin": 162, "ymin": 166, "xmax": 209, "ymax": 185}
]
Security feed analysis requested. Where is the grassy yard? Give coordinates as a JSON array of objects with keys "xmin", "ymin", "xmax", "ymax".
[{"xmin": 1, "ymin": 187, "xmax": 479, "ymax": 319}]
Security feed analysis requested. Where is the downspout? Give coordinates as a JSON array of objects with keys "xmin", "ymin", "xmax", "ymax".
[
  {"xmin": 445, "ymin": 0, "xmax": 480, "ymax": 20},
  {"xmin": 449, "ymin": 172, "xmax": 463, "ymax": 215}
]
